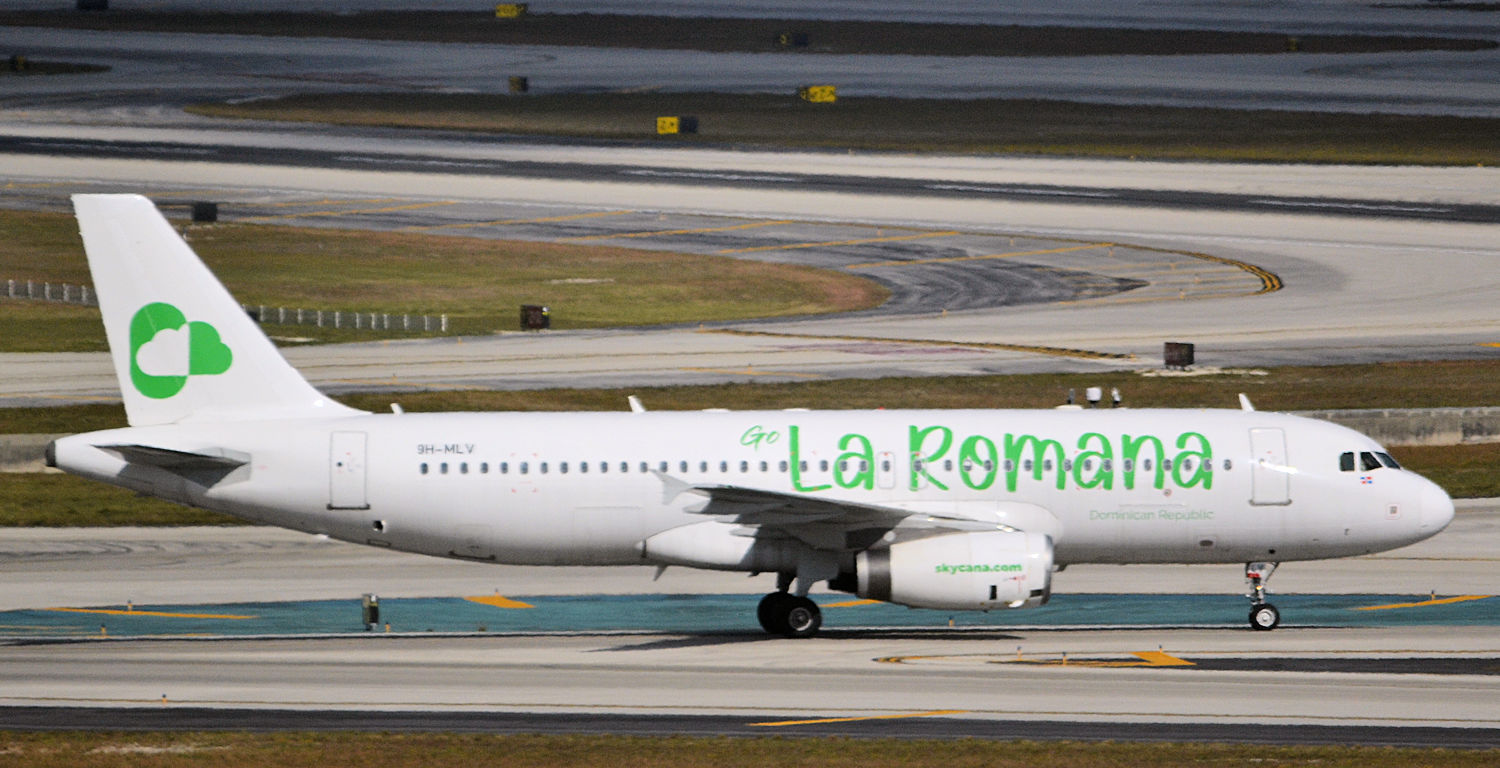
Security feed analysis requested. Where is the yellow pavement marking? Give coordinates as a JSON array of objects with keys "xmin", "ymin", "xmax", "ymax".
[
  {"xmin": 679, "ymin": 367, "xmax": 825, "ymax": 378},
  {"xmin": 1481, "ymin": 343, "xmax": 1500, "ymax": 349},
  {"xmin": 1131, "ymin": 651, "xmax": 1195, "ymax": 667},
  {"xmin": 846, "ymin": 242, "xmax": 1111, "ymax": 269},
  {"xmin": 239, "ymin": 200, "xmax": 456, "ymax": 222},
  {"xmin": 821, "ymin": 599, "xmax": 881, "ymax": 608},
  {"xmin": 750, "ymin": 710, "xmax": 968, "ymax": 727},
  {"xmin": 718, "ymin": 230, "xmax": 959, "ymax": 255},
  {"xmin": 558, "ymin": 219, "xmax": 793, "ymax": 242},
  {"xmin": 401, "ymin": 210, "xmax": 635, "ymax": 232},
  {"xmin": 1355, "ymin": 595, "xmax": 1492, "ymax": 611},
  {"xmin": 45, "ymin": 607, "xmax": 257, "ymax": 620},
  {"xmin": 703, "ymin": 328, "xmax": 1133, "ymax": 361},
  {"xmin": 465, "ymin": 594, "xmax": 535, "ymax": 609}
]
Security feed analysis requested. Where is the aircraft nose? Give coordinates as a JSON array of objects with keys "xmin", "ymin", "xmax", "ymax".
[{"xmin": 1418, "ymin": 479, "xmax": 1455, "ymax": 534}]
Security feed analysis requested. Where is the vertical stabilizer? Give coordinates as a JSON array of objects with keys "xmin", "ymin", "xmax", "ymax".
[{"xmin": 73, "ymin": 194, "xmax": 362, "ymax": 425}]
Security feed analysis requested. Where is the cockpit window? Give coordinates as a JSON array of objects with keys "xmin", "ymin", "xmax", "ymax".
[
  {"xmin": 1376, "ymin": 452, "xmax": 1401, "ymax": 469},
  {"xmin": 1339, "ymin": 452, "xmax": 1354, "ymax": 472},
  {"xmin": 1360, "ymin": 451, "xmax": 1382, "ymax": 472}
]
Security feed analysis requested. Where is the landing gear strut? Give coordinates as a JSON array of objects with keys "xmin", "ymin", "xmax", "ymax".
[
  {"xmin": 1245, "ymin": 561, "xmax": 1280, "ymax": 631},
  {"xmin": 757, "ymin": 573, "xmax": 822, "ymax": 638}
]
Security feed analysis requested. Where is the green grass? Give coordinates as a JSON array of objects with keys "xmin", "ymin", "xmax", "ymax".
[
  {"xmin": 0, "ymin": 732, "xmax": 1489, "ymax": 768},
  {"xmin": 2, "ymin": 10, "xmax": 1492, "ymax": 56},
  {"xmin": 0, "ymin": 209, "xmax": 887, "ymax": 350},
  {"xmin": 1389, "ymin": 443, "xmax": 1500, "ymax": 499},
  {"xmin": 0, "ymin": 474, "xmax": 238, "ymax": 527},
  {"xmin": 187, "ymin": 92, "xmax": 1500, "ymax": 166}
]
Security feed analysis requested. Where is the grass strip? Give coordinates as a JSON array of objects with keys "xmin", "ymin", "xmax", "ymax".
[
  {"xmin": 0, "ymin": 474, "xmax": 238, "ymax": 527},
  {"xmin": 0, "ymin": 731, "xmax": 1491, "ymax": 767},
  {"xmin": 1, "ymin": 11, "xmax": 1492, "ymax": 56},
  {"xmin": 0, "ymin": 209, "xmax": 886, "ymax": 351},
  {"xmin": 188, "ymin": 92, "xmax": 1500, "ymax": 166}
]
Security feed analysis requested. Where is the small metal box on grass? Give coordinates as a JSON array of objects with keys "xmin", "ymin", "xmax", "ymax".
[{"xmin": 521, "ymin": 304, "xmax": 550, "ymax": 330}]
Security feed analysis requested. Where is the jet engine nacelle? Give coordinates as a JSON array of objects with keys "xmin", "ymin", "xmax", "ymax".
[{"xmin": 855, "ymin": 530, "xmax": 1053, "ymax": 610}]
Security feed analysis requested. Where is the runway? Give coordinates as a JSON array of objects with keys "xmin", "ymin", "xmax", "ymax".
[
  {"xmin": 4, "ymin": 1, "xmax": 1500, "ymax": 746},
  {"xmin": 0, "ymin": 506, "xmax": 1494, "ymax": 740}
]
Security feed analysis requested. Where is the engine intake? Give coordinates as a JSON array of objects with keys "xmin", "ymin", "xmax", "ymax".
[{"xmin": 854, "ymin": 530, "xmax": 1052, "ymax": 610}]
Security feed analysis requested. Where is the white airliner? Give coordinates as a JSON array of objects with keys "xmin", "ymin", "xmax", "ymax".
[{"xmin": 48, "ymin": 195, "xmax": 1455, "ymax": 636}]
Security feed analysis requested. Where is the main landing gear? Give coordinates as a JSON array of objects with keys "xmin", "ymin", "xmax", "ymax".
[
  {"xmin": 757, "ymin": 573, "xmax": 822, "ymax": 638},
  {"xmin": 1245, "ymin": 561, "xmax": 1280, "ymax": 631}
]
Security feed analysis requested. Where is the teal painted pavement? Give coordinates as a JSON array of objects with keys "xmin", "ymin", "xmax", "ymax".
[{"xmin": 0, "ymin": 593, "xmax": 1494, "ymax": 639}]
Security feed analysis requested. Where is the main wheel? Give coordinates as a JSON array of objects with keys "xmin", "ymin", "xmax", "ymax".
[
  {"xmin": 782, "ymin": 596, "xmax": 822, "ymax": 639},
  {"xmin": 1249, "ymin": 602, "xmax": 1280, "ymax": 631},
  {"xmin": 757, "ymin": 592, "xmax": 793, "ymax": 635}
]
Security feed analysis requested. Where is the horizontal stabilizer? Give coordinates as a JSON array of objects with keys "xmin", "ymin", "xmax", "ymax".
[{"xmin": 96, "ymin": 443, "xmax": 249, "ymax": 471}]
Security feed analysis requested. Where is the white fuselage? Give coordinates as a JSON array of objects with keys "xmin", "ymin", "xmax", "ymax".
[{"xmin": 53, "ymin": 407, "xmax": 1454, "ymax": 570}]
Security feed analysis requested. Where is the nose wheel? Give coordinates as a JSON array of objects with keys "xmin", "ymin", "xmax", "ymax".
[{"xmin": 1245, "ymin": 561, "xmax": 1280, "ymax": 631}]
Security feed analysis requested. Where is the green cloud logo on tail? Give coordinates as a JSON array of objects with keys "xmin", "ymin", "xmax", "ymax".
[{"xmin": 129, "ymin": 302, "xmax": 233, "ymax": 399}]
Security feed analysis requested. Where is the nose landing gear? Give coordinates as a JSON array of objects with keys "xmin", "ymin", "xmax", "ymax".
[{"xmin": 1245, "ymin": 561, "xmax": 1280, "ymax": 630}]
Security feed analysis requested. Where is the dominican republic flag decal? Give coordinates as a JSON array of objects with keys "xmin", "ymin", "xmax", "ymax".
[{"xmin": 1360, "ymin": 475, "xmax": 1374, "ymax": 485}]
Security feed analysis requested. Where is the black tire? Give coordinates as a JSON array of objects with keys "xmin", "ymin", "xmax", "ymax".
[
  {"xmin": 1249, "ymin": 602, "xmax": 1280, "ymax": 631},
  {"xmin": 757, "ymin": 592, "xmax": 792, "ymax": 635},
  {"xmin": 783, "ymin": 596, "xmax": 822, "ymax": 638}
]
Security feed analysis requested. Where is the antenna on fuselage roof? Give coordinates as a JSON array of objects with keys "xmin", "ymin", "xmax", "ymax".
[
  {"xmin": 1238, "ymin": 393, "xmax": 1255, "ymax": 412},
  {"xmin": 628, "ymin": 395, "xmax": 646, "ymax": 413}
]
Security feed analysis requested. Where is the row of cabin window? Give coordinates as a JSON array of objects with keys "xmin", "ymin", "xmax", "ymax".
[{"xmin": 418, "ymin": 456, "xmax": 1234, "ymax": 476}]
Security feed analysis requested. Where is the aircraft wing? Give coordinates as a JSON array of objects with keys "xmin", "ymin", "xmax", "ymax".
[{"xmin": 659, "ymin": 474, "xmax": 1018, "ymax": 550}]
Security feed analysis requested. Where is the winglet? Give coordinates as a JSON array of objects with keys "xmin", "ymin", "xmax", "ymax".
[
  {"xmin": 628, "ymin": 395, "xmax": 646, "ymax": 413},
  {"xmin": 1238, "ymin": 393, "xmax": 1255, "ymax": 412}
]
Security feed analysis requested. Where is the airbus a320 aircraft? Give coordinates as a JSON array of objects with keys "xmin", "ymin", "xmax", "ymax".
[{"xmin": 48, "ymin": 195, "xmax": 1455, "ymax": 636}]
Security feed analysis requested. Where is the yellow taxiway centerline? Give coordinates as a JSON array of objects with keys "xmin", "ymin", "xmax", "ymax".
[
  {"xmin": 1355, "ymin": 595, "xmax": 1492, "ymax": 611},
  {"xmin": 750, "ymin": 710, "xmax": 969, "ymax": 727},
  {"xmin": 464, "ymin": 594, "xmax": 535, "ymax": 609}
]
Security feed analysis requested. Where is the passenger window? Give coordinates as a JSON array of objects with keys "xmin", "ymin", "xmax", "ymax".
[
  {"xmin": 1004, "ymin": 460, "xmax": 1015, "ymax": 472},
  {"xmin": 1339, "ymin": 452, "xmax": 1355, "ymax": 472},
  {"xmin": 1163, "ymin": 459, "xmax": 1172, "ymax": 471},
  {"xmin": 699, "ymin": 461, "xmax": 709, "ymax": 473},
  {"xmin": 820, "ymin": 460, "xmax": 829, "ymax": 472},
  {"xmin": 883, "ymin": 460, "xmax": 892, "ymax": 472},
  {"xmin": 1102, "ymin": 459, "xmax": 1112, "ymax": 472},
  {"xmin": 598, "ymin": 462, "xmax": 606, "ymax": 474},
  {"xmin": 481, "ymin": 462, "xmax": 489, "ymax": 474},
  {"xmin": 779, "ymin": 460, "xmax": 788, "ymax": 472},
  {"xmin": 799, "ymin": 460, "xmax": 808, "ymax": 472},
  {"xmin": 860, "ymin": 461, "xmax": 869, "ymax": 472},
  {"xmin": 1043, "ymin": 460, "xmax": 1053, "ymax": 472},
  {"xmin": 944, "ymin": 460, "xmax": 953, "ymax": 471},
  {"xmin": 1376, "ymin": 452, "xmax": 1401, "ymax": 469},
  {"xmin": 460, "ymin": 462, "xmax": 468, "ymax": 474},
  {"xmin": 759, "ymin": 461, "xmax": 768, "ymax": 472},
  {"xmin": 1223, "ymin": 459, "xmax": 1232, "ymax": 470},
  {"xmin": 1143, "ymin": 459, "xmax": 1152, "ymax": 471},
  {"xmin": 1123, "ymin": 459, "xmax": 1133, "ymax": 472},
  {"xmin": 420, "ymin": 463, "xmax": 429, "ymax": 475},
  {"xmin": 1063, "ymin": 460, "xmax": 1073, "ymax": 472},
  {"xmin": 519, "ymin": 462, "xmax": 528, "ymax": 475},
  {"xmin": 680, "ymin": 461, "xmax": 688, "ymax": 473},
  {"xmin": 559, "ymin": 462, "xmax": 568, "ymax": 474},
  {"xmin": 720, "ymin": 461, "xmax": 728, "ymax": 473},
  {"xmin": 541, "ymin": 462, "xmax": 549, "ymax": 474},
  {"xmin": 580, "ymin": 462, "xmax": 588, "ymax": 473},
  {"xmin": 1024, "ymin": 460, "xmax": 1033, "ymax": 472},
  {"xmin": 501, "ymin": 462, "xmax": 509, "ymax": 474},
  {"xmin": 840, "ymin": 460, "xmax": 849, "ymax": 472},
  {"xmin": 440, "ymin": 462, "xmax": 449, "ymax": 474},
  {"xmin": 962, "ymin": 460, "xmax": 972, "ymax": 471},
  {"xmin": 1360, "ymin": 451, "xmax": 1381, "ymax": 472}
]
